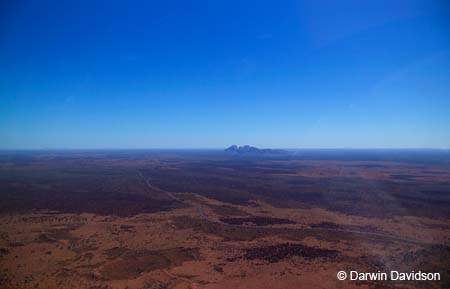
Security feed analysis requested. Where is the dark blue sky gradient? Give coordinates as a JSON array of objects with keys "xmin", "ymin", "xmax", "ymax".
[{"xmin": 1, "ymin": 0, "xmax": 449, "ymax": 149}]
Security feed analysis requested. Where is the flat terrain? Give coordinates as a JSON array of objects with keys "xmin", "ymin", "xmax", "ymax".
[{"xmin": 0, "ymin": 150, "xmax": 449, "ymax": 289}]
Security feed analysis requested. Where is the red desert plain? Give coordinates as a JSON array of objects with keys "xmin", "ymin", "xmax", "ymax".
[{"xmin": 0, "ymin": 149, "xmax": 449, "ymax": 289}]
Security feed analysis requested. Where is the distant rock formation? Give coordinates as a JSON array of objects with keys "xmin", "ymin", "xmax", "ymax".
[{"xmin": 225, "ymin": 145, "xmax": 288, "ymax": 155}]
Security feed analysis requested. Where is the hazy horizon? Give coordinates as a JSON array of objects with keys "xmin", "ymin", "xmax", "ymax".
[{"xmin": 1, "ymin": 145, "xmax": 450, "ymax": 151}]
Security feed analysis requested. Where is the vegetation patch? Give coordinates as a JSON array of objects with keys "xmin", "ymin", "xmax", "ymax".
[
  {"xmin": 220, "ymin": 216, "xmax": 295, "ymax": 226},
  {"xmin": 100, "ymin": 247, "xmax": 199, "ymax": 280},
  {"xmin": 243, "ymin": 243, "xmax": 338, "ymax": 263}
]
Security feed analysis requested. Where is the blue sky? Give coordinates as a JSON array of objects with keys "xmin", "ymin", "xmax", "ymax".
[{"xmin": 1, "ymin": 0, "xmax": 449, "ymax": 149}]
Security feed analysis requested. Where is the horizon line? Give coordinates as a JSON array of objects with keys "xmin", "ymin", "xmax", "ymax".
[{"xmin": 0, "ymin": 147, "xmax": 449, "ymax": 151}]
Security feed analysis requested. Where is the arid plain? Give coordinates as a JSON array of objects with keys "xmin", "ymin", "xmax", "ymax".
[{"xmin": 0, "ymin": 150, "xmax": 449, "ymax": 289}]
